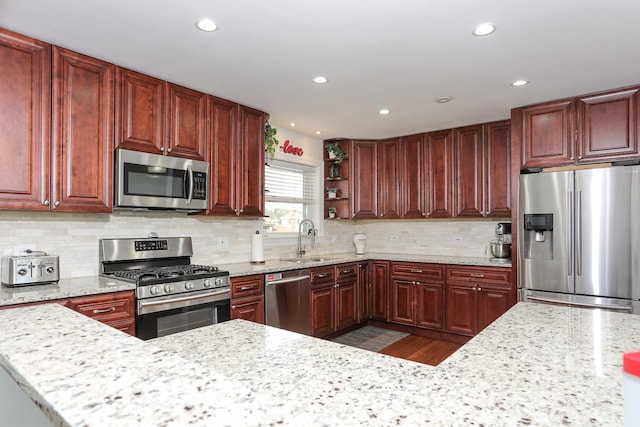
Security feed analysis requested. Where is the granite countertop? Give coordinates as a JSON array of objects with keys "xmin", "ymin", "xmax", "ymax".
[
  {"xmin": 0, "ymin": 253, "xmax": 508, "ymax": 306},
  {"xmin": 0, "ymin": 302, "xmax": 637, "ymax": 426}
]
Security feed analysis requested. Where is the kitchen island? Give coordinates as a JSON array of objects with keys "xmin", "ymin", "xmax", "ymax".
[{"xmin": 0, "ymin": 302, "xmax": 636, "ymax": 426}]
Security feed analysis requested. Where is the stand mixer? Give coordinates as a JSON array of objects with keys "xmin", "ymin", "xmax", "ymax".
[{"xmin": 488, "ymin": 222, "xmax": 512, "ymax": 263}]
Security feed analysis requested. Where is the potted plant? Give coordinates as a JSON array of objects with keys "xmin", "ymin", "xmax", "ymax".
[
  {"xmin": 325, "ymin": 142, "xmax": 348, "ymax": 164},
  {"xmin": 328, "ymin": 207, "xmax": 337, "ymax": 219},
  {"xmin": 327, "ymin": 187, "xmax": 339, "ymax": 199},
  {"xmin": 265, "ymin": 121, "xmax": 279, "ymax": 161}
]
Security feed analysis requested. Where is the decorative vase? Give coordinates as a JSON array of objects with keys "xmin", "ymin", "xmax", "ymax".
[
  {"xmin": 352, "ymin": 232, "xmax": 367, "ymax": 255},
  {"xmin": 328, "ymin": 151, "xmax": 336, "ymax": 159},
  {"xmin": 327, "ymin": 191, "xmax": 337, "ymax": 199},
  {"xmin": 329, "ymin": 162, "xmax": 340, "ymax": 178}
]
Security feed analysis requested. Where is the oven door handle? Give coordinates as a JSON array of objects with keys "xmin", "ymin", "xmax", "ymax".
[{"xmin": 137, "ymin": 289, "xmax": 230, "ymax": 315}]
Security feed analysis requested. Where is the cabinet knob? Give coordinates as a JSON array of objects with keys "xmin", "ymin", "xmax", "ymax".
[
  {"xmin": 570, "ymin": 156, "xmax": 574, "ymax": 160},
  {"xmin": 478, "ymin": 287, "xmax": 482, "ymax": 291},
  {"xmin": 167, "ymin": 147, "xmax": 172, "ymax": 153},
  {"xmin": 231, "ymin": 305, "xmax": 237, "ymax": 309},
  {"xmin": 422, "ymin": 212, "xmax": 426, "ymax": 217},
  {"xmin": 239, "ymin": 209, "xmax": 244, "ymax": 214},
  {"xmin": 53, "ymin": 201, "xmax": 60, "ymax": 207},
  {"xmin": 42, "ymin": 200, "xmax": 50, "ymax": 206},
  {"xmin": 160, "ymin": 147, "xmax": 165, "ymax": 152},
  {"xmin": 380, "ymin": 213, "xmax": 384, "ymax": 217},
  {"xmin": 334, "ymin": 284, "xmax": 339, "ymax": 288}
]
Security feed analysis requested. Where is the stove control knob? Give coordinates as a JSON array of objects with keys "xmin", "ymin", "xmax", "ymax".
[
  {"xmin": 46, "ymin": 266, "xmax": 55, "ymax": 274},
  {"xmin": 150, "ymin": 286, "xmax": 161, "ymax": 295},
  {"xmin": 18, "ymin": 268, "xmax": 27, "ymax": 276},
  {"xmin": 164, "ymin": 284, "xmax": 174, "ymax": 293},
  {"xmin": 185, "ymin": 281, "xmax": 194, "ymax": 290},
  {"xmin": 204, "ymin": 279, "xmax": 213, "ymax": 288},
  {"xmin": 215, "ymin": 278, "xmax": 225, "ymax": 286}
]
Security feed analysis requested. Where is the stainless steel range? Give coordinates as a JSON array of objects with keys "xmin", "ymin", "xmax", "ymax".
[{"xmin": 99, "ymin": 236, "xmax": 231, "ymax": 340}]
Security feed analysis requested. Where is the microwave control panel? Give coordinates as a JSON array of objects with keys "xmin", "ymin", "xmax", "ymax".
[{"xmin": 193, "ymin": 172, "xmax": 207, "ymax": 200}]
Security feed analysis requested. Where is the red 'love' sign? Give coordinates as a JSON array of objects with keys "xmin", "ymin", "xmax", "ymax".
[{"xmin": 280, "ymin": 139, "xmax": 304, "ymax": 156}]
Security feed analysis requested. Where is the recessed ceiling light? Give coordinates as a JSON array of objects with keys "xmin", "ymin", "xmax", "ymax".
[
  {"xmin": 195, "ymin": 18, "xmax": 218, "ymax": 32},
  {"xmin": 313, "ymin": 76, "xmax": 328, "ymax": 84},
  {"xmin": 315, "ymin": 131, "xmax": 322, "ymax": 135},
  {"xmin": 472, "ymin": 23, "xmax": 496, "ymax": 36},
  {"xmin": 435, "ymin": 96, "xmax": 453, "ymax": 104},
  {"xmin": 290, "ymin": 122, "xmax": 296, "ymax": 127},
  {"xmin": 512, "ymin": 80, "xmax": 529, "ymax": 87},
  {"xmin": 378, "ymin": 109, "xmax": 391, "ymax": 115}
]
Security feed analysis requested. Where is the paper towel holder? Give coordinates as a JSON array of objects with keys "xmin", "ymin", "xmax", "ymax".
[{"xmin": 250, "ymin": 230, "xmax": 266, "ymax": 265}]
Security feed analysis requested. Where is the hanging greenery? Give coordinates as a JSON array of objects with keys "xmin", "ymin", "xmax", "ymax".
[
  {"xmin": 265, "ymin": 121, "xmax": 279, "ymax": 159},
  {"xmin": 325, "ymin": 141, "xmax": 348, "ymax": 164}
]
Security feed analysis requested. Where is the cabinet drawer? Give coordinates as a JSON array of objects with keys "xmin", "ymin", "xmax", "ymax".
[
  {"xmin": 231, "ymin": 275, "xmax": 264, "ymax": 298},
  {"xmin": 67, "ymin": 291, "xmax": 135, "ymax": 322},
  {"xmin": 310, "ymin": 266, "xmax": 335, "ymax": 285},
  {"xmin": 336, "ymin": 262, "xmax": 357, "ymax": 280},
  {"xmin": 446, "ymin": 266, "xmax": 511, "ymax": 286},
  {"xmin": 391, "ymin": 262, "xmax": 445, "ymax": 281}
]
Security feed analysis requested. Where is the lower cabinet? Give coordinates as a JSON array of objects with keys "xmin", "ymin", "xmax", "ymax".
[
  {"xmin": 357, "ymin": 261, "xmax": 370, "ymax": 322},
  {"xmin": 310, "ymin": 263, "xmax": 358, "ymax": 337},
  {"xmin": 389, "ymin": 262, "xmax": 445, "ymax": 331},
  {"xmin": 370, "ymin": 261, "xmax": 390, "ymax": 321},
  {"xmin": 445, "ymin": 265, "xmax": 513, "ymax": 336},
  {"xmin": 66, "ymin": 290, "xmax": 136, "ymax": 335},
  {"xmin": 230, "ymin": 275, "xmax": 264, "ymax": 324}
]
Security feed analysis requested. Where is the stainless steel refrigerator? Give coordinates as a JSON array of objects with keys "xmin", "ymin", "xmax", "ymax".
[{"xmin": 518, "ymin": 165, "xmax": 640, "ymax": 313}]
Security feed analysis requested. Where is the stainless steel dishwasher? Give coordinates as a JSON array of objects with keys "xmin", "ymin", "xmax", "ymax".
[{"xmin": 265, "ymin": 269, "xmax": 311, "ymax": 335}]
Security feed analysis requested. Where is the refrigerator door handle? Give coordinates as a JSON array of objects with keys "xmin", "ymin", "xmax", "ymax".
[
  {"xmin": 527, "ymin": 296, "xmax": 633, "ymax": 311},
  {"xmin": 567, "ymin": 190, "xmax": 573, "ymax": 276},
  {"xmin": 576, "ymin": 191, "xmax": 582, "ymax": 276}
]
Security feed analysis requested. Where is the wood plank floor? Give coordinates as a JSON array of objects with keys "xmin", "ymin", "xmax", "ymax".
[{"xmin": 378, "ymin": 335, "xmax": 462, "ymax": 366}]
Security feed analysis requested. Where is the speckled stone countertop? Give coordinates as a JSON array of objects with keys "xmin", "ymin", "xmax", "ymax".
[
  {"xmin": 0, "ymin": 302, "xmax": 637, "ymax": 426},
  {"xmin": 0, "ymin": 276, "xmax": 135, "ymax": 307},
  {"xmin": 221, "ymin": 252, "xmax": 511, "ymax": 277}
]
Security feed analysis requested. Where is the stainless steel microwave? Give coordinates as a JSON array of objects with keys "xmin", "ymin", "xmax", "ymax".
[{"xmin": 115, "ymin": 149, "xmax": 209, "ymax": 212}]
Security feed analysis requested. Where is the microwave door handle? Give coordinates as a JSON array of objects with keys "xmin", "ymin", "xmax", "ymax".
[{"xmin": 185, "ymin": 165, "xmax": 194, "ymax": 205}]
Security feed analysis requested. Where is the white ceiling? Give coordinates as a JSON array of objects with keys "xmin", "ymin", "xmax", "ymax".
[{"xmin": 2, "ymin": 0, "xmax": 640, "ymax": 139}]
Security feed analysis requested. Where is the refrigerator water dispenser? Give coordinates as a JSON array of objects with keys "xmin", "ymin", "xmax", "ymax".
[{"xmin": 523, "ymin": 214, "xmax": 553, "ymax": 260}]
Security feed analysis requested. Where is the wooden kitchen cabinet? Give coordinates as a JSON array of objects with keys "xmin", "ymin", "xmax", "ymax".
[
  {"xmin": 389, "ymin": 262, "xmax": 445, "ymax": 331},
  {"xmin": 445, "ymin": 265, "xmax": 513, "ymax": 336},
  {"xmin": 0, "ymin": 33, "xmax": 113, "ymax": 212},
  {"xmin": 425, "ymin": 130, "xmax": 454, "ymax": 218},
  {"xmin": 67, "ymin": 290, "xmax": 136, "ymax": 336},
  {"xmin": 230, "ymin": 275, "xmax": 264, "ymax": 324},
  {"xmin": 377, "ymin": 137, "xmax": 402, "ymax": 219},
  {"xmin": 310, "ymin": 263, "xmax": 358, "ymax": 337},
  {"xmin": 237, "ymin": 105, "xmax": 265, "ymax": 217},
  {"xmin": 208, "ymin": 97, "xmax": 239, "ymax": 216},
  {"xmin": 115, "ymin": 67, "xmax": 208, "ymax": 160},
  {"xmin": 370, "ymin": 261, "xmax": 389, "ymax": 321},
  {"xmin": 454, "ymin": 120, "xmax": 511, "ymax": 217},
  {"xmin": 401, "ymin": 133, "xmax": 427, "ymax": 218},
  {"xmin": 323, "ymin": 139, "xmax": 351, "ymax": 220},
  {"xmin": 0, "ymin": 29, "xmax": 52, "ymax": 210},
  {"xmin": 514, "ymin": 86, "xmax": 640, "ymax": 169},
  {"xmin": 357, "ymin": 261, "xmax": 370, "ymax": 322},
  {"xmin": 351, "ymin": 140, "xmax": 378, "ymax": 219}
]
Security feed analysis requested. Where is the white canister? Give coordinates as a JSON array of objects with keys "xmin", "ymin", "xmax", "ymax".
[
  {"xmin": 352, "ymin": 232, "xmax": 367, "ymax": 255},
  {"xmin": 624, "ymin": 351, "xmax": 640, "ymax": 426}
]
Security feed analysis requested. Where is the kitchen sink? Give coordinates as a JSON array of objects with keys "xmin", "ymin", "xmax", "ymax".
[{"xmin": 281, "ymin": 256, "xmax": 339, "ymax": 264}]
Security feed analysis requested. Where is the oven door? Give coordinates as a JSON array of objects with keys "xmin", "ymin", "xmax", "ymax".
[{"xmin": 136, "ymin": 288, "xmax": 230, "ymax": 340}]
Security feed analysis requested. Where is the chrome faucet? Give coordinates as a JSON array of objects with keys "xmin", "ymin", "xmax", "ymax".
[{"xmin": 297, "ymin": 219, "xmax": 316, "ymax": 259}]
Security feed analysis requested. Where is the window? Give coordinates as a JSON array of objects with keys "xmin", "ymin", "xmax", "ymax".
[{"xmin": 264, "ymin": 159, "xmax": 319, "ymax": 234}]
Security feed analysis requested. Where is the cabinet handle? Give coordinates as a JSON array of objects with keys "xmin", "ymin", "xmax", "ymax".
[
  {"xmin": 334, "ymin": 284, "xmax": 339, "ymax": 288},
  {"xmin": 43, "ymin": 200, "xmax": 50, "ymax": 206},
  {"xmin": 92, "ymin": 306, "xmax": 116, "ymax": 314},
  {"xmin": 470, "ymin": 273, "xmax": 484, "ymax": 278},
  {"xmin": 231, "ymin": 305, "xmax": 237, "ymax": 309},
  {"xmin": 240, "ymin": 285, "xmax": 254, "ymax": 291},
  {"xmin": 317, "ymin": 274, "xmax": 327, "ymax": 278},
  {"xmin": 410, "ymin": 269, "xmax": 423, "ymax": 273},
  {"xmin": 342, "ymin": 269, "xmax": 353, "ymax": 274}
]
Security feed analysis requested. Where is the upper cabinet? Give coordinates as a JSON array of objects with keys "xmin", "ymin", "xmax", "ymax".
[
  {"xmin": 237, "ymin": 105, "xmax": 265, "ymax": 217},
  {"xmin": 514, "ymin": 86, "xmax": 640, "ymax": 169},
  {"xmin": 351, "ymin": 140, "xmax": 378, "ymax": 219},
  {"xmin": 0, "ymin": 29, "xmax": 112, "ymax": 212},
  {"xmin": 425, "ymin": 130, "xmax": 455, "ymax": 218},
  {"xmin": 115, "ymin": 68, "xmax": 208, "ymax": 161},
  {"xmin": 377, "ymin": 137, "xmax": 402, "ymax": 219},
  {"xmin": 208, "ymin": 97, "xmax": 238, "ymax": 216},
  {"xmin": 400, "ymin": 133, "xmax": 427, "ymax": 219}
]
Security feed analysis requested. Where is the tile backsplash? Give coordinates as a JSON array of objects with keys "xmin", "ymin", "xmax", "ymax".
[{"xmin": 0, "ymin": 211, "xmax": 504, "ymax": 279}]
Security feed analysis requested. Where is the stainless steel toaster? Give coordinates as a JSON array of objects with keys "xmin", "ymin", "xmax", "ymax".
[{"xmin": 1, "ymin": 254, "xmax": 60, "ymax": 286}]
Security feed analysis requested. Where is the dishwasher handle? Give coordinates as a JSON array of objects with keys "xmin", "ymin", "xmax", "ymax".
[{"xmin": 266, "ymin": 275, "xmax": 310, "ymax": 285}]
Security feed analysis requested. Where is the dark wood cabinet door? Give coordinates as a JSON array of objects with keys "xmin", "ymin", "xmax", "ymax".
[
  {"xmin": 115, "ymin": 67, "xmax": 165, "ymax": 155},
  {"xmin": 357, "ymin": 262, "xmax": 370, "ymax": 322},
  {"xmin": 476, "ymin": 286, "xmax": 510, "ymax": 332},
  {"xmin": 390, "ymin": 278, "xmax": 415, "ymax": 325},
  {"xmin": 67, "ymin": 291, "xmax": 135, "ymax": 336},
  {"xmin": 231, "ymin": 296, "xmax": 265, "ymax": 324},
  {"xmin": 519, "ymin": 99, "xmax": 575, "ymax": 168},
  {"xmin": 208, "ymin": 97, "xmax": 238, "ymax": 215},
  {"xmin": 454, "ymin": 125, "xmax": 483, "ymax": 217},
  {"xmin": 166, "ymin": 83, "xmax": 207, "ymax": 160},
  {"xmin": 0, "ymin": 29, "xmax": 51, "ymax": 210},
  {"xmin": 401, "ymin": 133, "xmax": 427, "ymax": 218},
  {"xmin": 484, "ymin": 120, "xmax": 511, "ymax": 217},
  {"xmin": 370, "ymin": 261, "xmax": 389, "ymax": 321},
  {"xmin": 238, "ymin": 105, "xmax": 264, "ymax": 217},
  {"xmin": 351, "ymin": 140, "xmax": 378, "ymax": 219},
  {"xmin": 52, "ymin": 47, "xmax": 113, "ymax": 212},
  {"xmin": 445, "ymin": 284, "xmax": 476, "ymax": 336},
  {"xmin": 577, "ymin": 87, "xmax": 640, "ymax": 162},
  {"xmin": 377, "ymin": 137, "xmax": 402, "ymax": 219},
  {"xmin": 415, "ymin": 282, "xmax": 444, "ymax": 330},
  {"xmin": 335, "ymin": 278, "xmax": 358, "ymax": 331},
  {"xmin": 311, "ymin": 285, "xmax": 335, "ymax": 337},
  {"xmin": 425, "ymin": 130, "xmax": 454, "ymax": 217}
]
